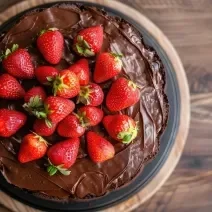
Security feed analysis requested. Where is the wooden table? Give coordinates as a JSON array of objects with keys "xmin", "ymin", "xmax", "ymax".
[{"xmin": 0, "ymin": 0, "xmax": 211, "ymax": 211}]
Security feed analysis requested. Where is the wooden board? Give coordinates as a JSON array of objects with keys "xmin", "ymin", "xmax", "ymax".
[{"xmin": 0, "ymin": 0, "xmax": 190, "ymax": 212}]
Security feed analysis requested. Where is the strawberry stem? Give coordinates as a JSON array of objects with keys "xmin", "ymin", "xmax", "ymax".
[
  {"xmin": 117, "ymin": 121, "xmax": 138, "ymax": 144},
  {"xmin": 77, "ymin": 85, "xmax": 91, "ymax": 105},
  {"xmin": 52, "ymin": 75, "xmax": 69, "ymax": 96},
  {"xmin": 76, "ymin": 111, "xmax": 90, "ymax": 127}
]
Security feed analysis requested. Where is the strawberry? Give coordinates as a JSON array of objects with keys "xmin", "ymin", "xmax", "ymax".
[
  {"xmin": 0, "ymin": 74, "xmax": 25, "ymax": 99},
  {"xmin": 0, "ymin": 109, "xmax": 27, "ymax": 137},
  {"xmin": 53, "ymin": 70, "xmax": 80, "ymax": 98},
  {"xmin": 77, "ymin": 83, "xmax": 104, "ymax": 106},
  {"xmin": 73, "ymin": 25, "xmax": 103, "ymax": 57},
  {"xmin": 68, "ymin": 59, "xmax": 89, "ymax": 85},
  {"xmin": 2, "ymin": 44, "xmax": 34, "ymax": 79},
  {"xmin": 106, "ymin": 77, "xmax": 140, "ymax": 111},
  {"xmin": 23, "ymin": 86, "xmax": 47, "ymax": 118},
  {"xmin": 24, "ymin": 86, "xmax": 46, "ymax": 103},
  {"xmin": 94, "ymin": 52, "xmax": 122, "ymax": 83},
  {"xmin": 35, "ymin": 66, "xmax": 59, "ymax": 85},
  {"xmin": 44, "ymin": 96, "xmax": 75, "ymax": 124},
  {"xmin": 37, "ymin": 28, "xmax": 64, "ymax": 64},
  {"xmin": 87, "ymin": 131, "xmax": 115, "ymax": 163},
  {"xmin": 77, "ymin": 106, "xmax": 103, "ymax": 127},
  {"xmin": 18, "ymin": 133, "xmax": 49, "ymax": 163},
  {"xmin": 57, "ymin": 114, "xmax": 85, "ymax": 138},
  {"xmin": 33, "ymin": 119, "xmax": 57, "ymax": 137},
  {"xmin": 103, "ymin": 114, "xmax": 138, "ymax": 144},
  {"xmin": 47, "ymin": 138, "xmax": 80, "ymax": 176}
]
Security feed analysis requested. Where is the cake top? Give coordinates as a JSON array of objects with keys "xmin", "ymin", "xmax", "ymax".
[{"xmin": 0, "ymin": 3, "xmax": 168, "ymax": 200}]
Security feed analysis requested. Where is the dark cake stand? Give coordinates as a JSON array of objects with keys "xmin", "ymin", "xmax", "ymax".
[{"xmin": 0, "ymin": 1, "xmax": 190, "ymax": 212}]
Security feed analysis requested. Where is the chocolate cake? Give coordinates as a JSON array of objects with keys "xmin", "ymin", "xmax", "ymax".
[{"xmin": 0, "ymin": 3, "xmax": 168, "ymax": 200}]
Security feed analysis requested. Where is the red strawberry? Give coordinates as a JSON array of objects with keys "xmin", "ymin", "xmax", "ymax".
[
  {"xmin": 0, "ymin": 74, "xmax": 25, "ymax": 99},
  {"xmin": 44, "ymin": 96, "xmax": 75, "ymax": 124},
  {"xmin": 103, "ymin": 114, "xmax": 138, "ymax": 144},
  {"xmin": 53, "ymin": 70, "xmax": 80, "ymax": 98},
  {"xmin": 73, "ymin": 25, "xmax": 103, "ymax": 57},
  {"xmin": 24, "ymin": 86, "xmax": 46, "ymax": 103},
  {"xmin": 23, "ymin": 86, "xmax": 46, "ymax": 118},
  {"xmin": 94, "ymin": 52, "xmax": 122, "ymax": 83},
  {"xmin": 37, "ymin": 28, "xmax": 64, "ymax": 64},
  {"xmin": 18, "ymin": 133, "xmax": 48, "ymax": 163},
  {"xmin": 33, "ymin": 119, "xmax": 57, "ymax": 137},
  {"xmin": 35, "ymin": 66, "xmax": 59, "ymax": 85},
  {"xmin": 106, "ymin": 77, "xmax": 140, "ymax": 111},
  {"xmin": 57, "ymin": 114, "xmax": 85, "ymax": 138},
  {"xmin": 102, "ymin": 115, "xmax": 113, "ymax": 130},
  {"xmin": 68, "ymin": 59, "xmax": 89, "ymax": 85},
  {"xmin": 77, "ymin": 106, "xmax": 103, "ymax": 127},
  {"xmin": 77, "ymin": 83, "xmax": 104, "ymax": 106},
  {"xmin": 0, "ymin": 109, "xmax": 27, "ymax": 137},
  {"xmin": 2, "ymin": 44, "xmax": 34, "ymax": 79},
  {"xmin": 87, "ymin": 131, "xmax": 115, "ymax": 163},
  {"xmin": 47, "ymin": 138, "xmax": 80, "ymax": 176}
]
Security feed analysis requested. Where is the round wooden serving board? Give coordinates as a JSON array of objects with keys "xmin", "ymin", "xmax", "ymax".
[{"xmin": 0, "ymin": 0, "xmax": 190, "ymax": 212}]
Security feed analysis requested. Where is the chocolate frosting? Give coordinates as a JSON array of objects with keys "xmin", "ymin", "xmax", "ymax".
[{"xmin": 0, "ymin": 3, "xmax": 168, "ymax": 200}]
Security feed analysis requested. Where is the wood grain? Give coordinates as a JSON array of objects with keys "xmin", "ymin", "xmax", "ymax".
[
  {"xmin": 1, "ymin": 0, "xmax": 210, "ymax": 212},
  {"xmin": 0, "ymin": 1, "xmax": 189, "ymax": 211}
]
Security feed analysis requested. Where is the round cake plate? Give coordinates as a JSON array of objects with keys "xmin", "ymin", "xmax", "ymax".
[{"xmin": 0, "ymin": 1, "xmax": 190, "ymax": 212}]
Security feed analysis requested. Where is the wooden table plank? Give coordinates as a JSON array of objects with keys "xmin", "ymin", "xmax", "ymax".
[{"xmin": 117, "ymin": 0, "xmax": 212, "ymax": 211}]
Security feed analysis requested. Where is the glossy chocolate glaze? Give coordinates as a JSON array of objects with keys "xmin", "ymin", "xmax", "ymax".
[{"xmin": 0, "ymin": 3, "xmax": 168, "ymax": 200}]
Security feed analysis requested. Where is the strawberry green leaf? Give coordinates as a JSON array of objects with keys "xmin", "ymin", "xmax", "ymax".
[
  {"xmin": 110, "ymin": 52, "xmax": 123, "ymax": 58},
  {"xmin": 77, "ymin": 95, "xmax": 89, "ymax": 105},
  {"xmin": 48, "ymin": 28, "xmax": 58, "ymax": 31},
  {"xmin": 2, "ymin": 44, "xmax": 19, "ymax": 60},
  {"xmin": 31, "ymin": 131, "xmax": 50, "ymax": 146},
  {"xmin": 76, "ymin": 35, "xmax": 95, "ymax": 57},
  {"xmin": 128, "ymin": 80, "xmax": 137, "ymax": 91},
  {"xmin": 83, "ymin": 39, "xmax": 90, "ymax": 49},
  {"xmin": 77, "ymin": 85, "xmax": 92, "ymax": 105},
  {"xmin": 122, "ymin": 134, "xmax": 132, "ymax": 143},
  {"xmin": 76, "ymin": 44, "xmax": 84, "ymax": 55},
  {"xmin": 30, "ymin": 96, "xmax": 43, "ymax": 108},
  {"xmin": 23, "ymin": 96, "xmax": 47, "ymax": 119},
  {"xmin": 11, "ymin": 44, "xmax": 19, "ymax": 52},
  {"xmin": 77, "ymin": 35, "xmax": 83, "ymax": 43},
  {"xmin": 77, "ymin": 111, "xmax": 90, "ymax": 127},
  {"xmin": 117, "ymin": 121, "xmax": 138, "ymax": 144},
  {"xmin": 57, "ymin": 165, "xmax": 71, "ymax": 176},
  {"xmin": 5, "ymin": 49, "xmax": 11, "ymax": 56},
  {"xmin": 39, "ymin": 28, "xmax": 58, "ymax": 36},
  {"xmin": 84, "ymin": 49, "xmax": 95, "ymax": 57},
  {"xmin": 47, "ymin": 161, "xmax": 71, "ymax": 176},
  {"xmin": 47, "ymin": 76, "xmax": 54, "ymax": 82},
  {"xmin": 47, "ymin": 165, "xmax": 58, "ymax": 176},
  {"xmin": 45, "ymin": 119, "xmax": 52, "ymax": 128},
  {"xmin": 58, "ymin": 168, "xmax": 71, "ymax": 176},
  {"xmin": 34, "ymin": 111, "xmax": 47, "ymax": 119}
]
